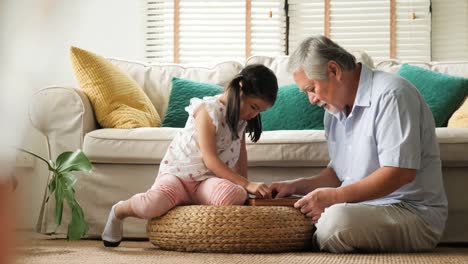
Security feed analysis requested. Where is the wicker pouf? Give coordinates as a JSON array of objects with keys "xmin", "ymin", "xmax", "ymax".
[{"xmin": 147, "ymin": 205, "xmax": 315, "ymax": 253}]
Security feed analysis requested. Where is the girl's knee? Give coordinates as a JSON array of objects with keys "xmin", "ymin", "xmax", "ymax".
[
  {"xmin": 210, "ymin": 180, "xmax": 247, "ymax": 206},
  {"xmin": 130, "ymin": 190, "xmax": 177, "ymax": 219}
]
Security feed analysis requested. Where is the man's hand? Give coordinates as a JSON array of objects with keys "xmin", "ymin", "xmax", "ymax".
[
  {"xmin": 294, "ymin": 187, "xmax": 339, "ymax": 223},
  {"xmin": 269, "ymin": 181, "xmax": 297, "ymax": 198},
  {"xmin": 246, "ymin": 181, "xmax": 271, "ymax": 199}
]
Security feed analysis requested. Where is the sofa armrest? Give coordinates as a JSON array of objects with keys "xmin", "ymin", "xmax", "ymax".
[{"xmin": 29, "ymin": 86, "xmax": 98, "ymax": 159}]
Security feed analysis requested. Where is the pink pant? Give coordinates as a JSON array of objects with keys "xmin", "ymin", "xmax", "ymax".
[{"xmin": 129, "ymin": 175, "xmax": 248, "ymax": 219}]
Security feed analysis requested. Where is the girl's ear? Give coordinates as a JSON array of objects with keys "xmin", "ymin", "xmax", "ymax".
[{"xmin": 239, "ymin": 81, "xmax": 243, "ymax": 90}]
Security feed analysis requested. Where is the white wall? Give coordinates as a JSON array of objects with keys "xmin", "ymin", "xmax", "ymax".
[{"xmin": 0, "ymin": 0, "xmax": 146, "ymax": 229}]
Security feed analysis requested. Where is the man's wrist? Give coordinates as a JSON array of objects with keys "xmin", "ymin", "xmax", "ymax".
[{"xmin": 334, "ymin": 187, "xmax": 346, "ymax": 204}]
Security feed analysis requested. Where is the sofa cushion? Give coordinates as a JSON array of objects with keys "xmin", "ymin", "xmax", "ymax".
[
  {"xmin": 435, "ymin": 128, "xmax": 468, "ymax": 167},
  {"xmin": 431, "ymin": 63, "xmax": 468, "ymax": 78},
  {"xmin": 246, "ymin": 56, "xmax": 294, "ymax": 87},
  {"xmin": 162, "ymin": 78, "xmax": 223, "ymax": 127},
  {"xmin": 107, "ymin": 58, "xmax": 243, "ymax": 120},
  {"xmin": 147, "ymin": 62, "xmax": 243, "ymax": 119},
  {"xmin": 375, "ymin": 61, "xmax": 431, "ymax": 74},
  {"xmin": 397, "ymin": 64, "xmax": 468, "ymax": 127},
  {"xmin": 83, "ymin": 128, "xmax": 468, "ymax": 167},
  {"xmin": 83, "ymin": 128, "xmax": 179, "ymax": 164},
  {"xmin": 160, "ymin": 78, "xmax": 324, "ymax": 131},
  {"xmin": 262, "ymin": 84, "xmax": 325, "ymax": 131},
  {"xmin": 70, "ymin": 47, "xmax": 161, "ymax": 128},
  {"xmin": 448, "ymin": 97, "xmax": 468, "ymax": 128},
  {"xmin": 376, "ymin": 60, "xmax": 468, "ymax": 128},
  {"xmin": 246, "ymin": 130, "xmax": 330, "ymax": 166},
  {"xmin": 82, "ymin": 128, "xmax": 329, "ymax": 166},
  {"xmin": 375, "ymin": 61, "xmax": 468, "ymax": 78}
]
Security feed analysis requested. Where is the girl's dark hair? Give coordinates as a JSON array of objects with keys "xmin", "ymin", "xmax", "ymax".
[{"xmin": 225, "ymin": 64, "xmax": 278, "ymax": 143}]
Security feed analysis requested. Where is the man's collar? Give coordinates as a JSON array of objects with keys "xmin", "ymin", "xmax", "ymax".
[
  {"xmin": 325, "ymin": 63, "xmax": 373, "ymax": 120},
  {"xmin": 354, "ymin": 64, "xmax": 373, "ymax": 108}
]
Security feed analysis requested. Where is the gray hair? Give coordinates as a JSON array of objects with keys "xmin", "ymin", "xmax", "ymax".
[{"xmin": 287, "ymin": 35, "xmax": 357, "ymax": 80}]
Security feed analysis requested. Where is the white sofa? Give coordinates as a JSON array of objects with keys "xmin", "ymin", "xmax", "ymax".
[{"xmin": 30, "ymin": 56, "xmax": 468, "ymax": 243}]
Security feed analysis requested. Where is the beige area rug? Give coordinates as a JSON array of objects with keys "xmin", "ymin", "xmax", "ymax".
[{"xmin": 17, "ymin": 236, "xmax": 468, "ymax": 264}]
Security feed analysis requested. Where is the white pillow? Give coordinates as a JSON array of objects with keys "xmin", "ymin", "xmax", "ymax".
[{"xmin": 350, "ymin": 50, "xmax": 375, "ymax": 69}]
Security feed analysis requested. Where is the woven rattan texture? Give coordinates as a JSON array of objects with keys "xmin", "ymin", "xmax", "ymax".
[{"xmin": 147, "ymin": 205, "xmax": 314, "ymax": 253}]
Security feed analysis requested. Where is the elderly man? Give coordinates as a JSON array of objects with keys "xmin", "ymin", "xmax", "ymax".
[{"xmin": 270, "ymin": 35, "xmax": 447, "ymax": 253}]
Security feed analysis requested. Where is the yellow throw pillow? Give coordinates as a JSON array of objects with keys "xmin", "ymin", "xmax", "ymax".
[
  {"xmin": 70, "ymin": 46, "xmax": 160, "ymax": 128},
  {"xmin": 448, "ymin": 97, "xmax": 468, "ymax": 128}
]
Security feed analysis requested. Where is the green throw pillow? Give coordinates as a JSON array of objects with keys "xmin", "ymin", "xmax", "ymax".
[
  {"xmin": 261, "ymin": 84, "xmax": 325, "ymax": 130},
  {"xmin": 397, "ymin": 64, "xmax": 468, "ymax": 127},
  {"xmin": 162, "ymin": 77, "xmax": 223, "ymax": 127}
]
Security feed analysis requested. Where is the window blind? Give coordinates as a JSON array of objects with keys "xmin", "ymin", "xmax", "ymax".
[
  {"xmin": 431, "ymin": 0, "xmax": 468, "ymax": 61},
  {"xmin": 145, "ymin": 0, "xmax": 285, "ymax": 63},
  {"xmin": 329, "ymin": 0, "xmax": 390, "ymax": 62},
  {"xmin": 146, "ymin": 0, "xmax": 438, "ymax": 63},
  {"xmin": 288, "ymin": 0, "xmax": 325, "ymax": 54},
  {"xmin": 395, "ymin": 0, "xmax": 431, "ymax": 61},
  {"xmin": 287, "ymin": 0, "xmax": 431, "ymax": 62},
  {"xmin": 178, "ymin": 0, "xmax": 245, "ymax": 63},
  {"xmin": 250, "ymin": 0, "xmax": 286, "ymax": 56},
  {"xmin": 146, "ymin": 0, "xmax": 174, "ymax": 63}
]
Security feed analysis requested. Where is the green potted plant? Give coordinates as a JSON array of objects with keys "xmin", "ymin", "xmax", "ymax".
[{"xmin": 18, "ymin": 148, "xmax": 92, "ymax": 240}]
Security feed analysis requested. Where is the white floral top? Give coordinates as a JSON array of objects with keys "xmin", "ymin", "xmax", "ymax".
[{"xmin": 158, "ymin": 95, "xmax": 247, "ymax": 181}]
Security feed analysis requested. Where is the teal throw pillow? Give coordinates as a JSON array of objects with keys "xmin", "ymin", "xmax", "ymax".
[
  {"xmin": 397, "ymin": 64, "xmax": 468, "ymax": 127},
  {"xmin": 261, "ymin": 84, "xmax": 325, "ymax": 130},
  {"xmin": 162, "ymin": 77, "xmax": 223, "ymax": 127}
]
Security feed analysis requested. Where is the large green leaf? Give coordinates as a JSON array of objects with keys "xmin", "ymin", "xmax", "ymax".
[
  {"xmin": 54, "ymin": 175, "xmax": 64, "ymax": 230},
  {"xmin": 61, "ymin": 172, "xmax": 77, "ymax": 188},
  {"xmin": 51, "ymin": 173, "xmax": 88, "ymax": 239},
  {"xmin": 17, "ymin": 147, "xmax": 92, "ymax": 240},
  {"xmin": 17, "ymin": 147, "xmax": 54, "ymax": 171},
  {"xmin": 48, "ymin": 174, "xmax": 57, "ymax": 194},
  {"xmin": 56, "ymin": 150, "xmax": 92, "ymax": 173},
  {"xmin": 67, "ymin": 199, "xmax": 89, "ymax": 240}
]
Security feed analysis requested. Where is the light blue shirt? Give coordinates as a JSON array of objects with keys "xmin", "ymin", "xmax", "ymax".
[{"xmin": 325, "ymin": 64, "xmax": 448, "ymax": 231}]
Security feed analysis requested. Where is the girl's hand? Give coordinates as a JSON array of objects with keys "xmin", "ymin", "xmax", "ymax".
[
  {"xmin": 246, "ymin": 182, "xmax": 271, "ymax": 199},
  {"xmin": 269, "ymin": 181, "xmax": 297, "ymax": 198}
]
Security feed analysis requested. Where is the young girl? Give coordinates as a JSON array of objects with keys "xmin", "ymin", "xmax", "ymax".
[{"xmin": 102, "ymin": 64, "xmax": 279, "ymax": 247}]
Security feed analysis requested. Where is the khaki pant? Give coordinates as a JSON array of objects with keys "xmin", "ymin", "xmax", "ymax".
[{"xmin": 313, "ymin": 203, "xmax": 443, "ymax": 253}]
